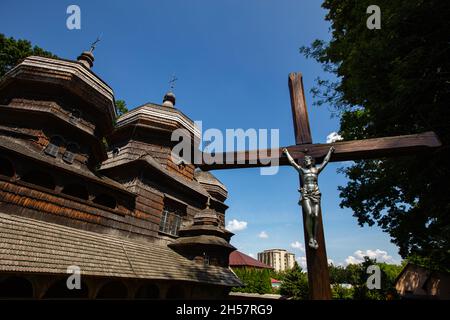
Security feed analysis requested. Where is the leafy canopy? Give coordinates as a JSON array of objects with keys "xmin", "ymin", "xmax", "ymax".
[
  {"xmin": 0, "ymin": 33, "xmax": 57, "ymax": 77},
  {"xmin": 302, "ymin": 0, "xmax": 450, "ymax": 272}
]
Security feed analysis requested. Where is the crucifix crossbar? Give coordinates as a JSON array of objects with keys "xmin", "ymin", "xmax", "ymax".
[{"xmin": 199, "ymin": 72, "xmax": 442, "ymax": 300}]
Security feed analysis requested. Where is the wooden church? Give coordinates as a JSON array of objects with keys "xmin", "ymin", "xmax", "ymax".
[{"xmin": 0, "ymin": 49, "xmax": 241, "ymax": 299}]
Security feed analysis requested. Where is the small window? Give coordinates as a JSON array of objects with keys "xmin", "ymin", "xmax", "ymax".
[
  {"xmin": 44, "ymin": 136, "xmax": 64, "ymax": 158},
  {"xmin": 62, "ymin": 183, "xmax": 89, "ymax": 200},
  {"xmin": 93, "ymin": 193, "xmax": 117, "ymax": 209},
  {"xmin": 159, "ymin": 199, "xmax": 186, "ymax": 236},
  {"xmin": 21, "ymin": 171, "xmax": 55, "ymax": 190},
  {"xmin": 0, "ymin": 157, "xmax": 14, "ymax": 177},
  {"xmin": 177, "ymin": 161, "xmax": 186, "ymax": 171},
  {"xmin": 69, "ymin": 109, "xmax": 82, "ymax": 124},
  {"xmin": 112, "ymin": 147, "xmax": 120, "ymax": 157},
  {"xmin": 63, "ymin": 143, "xmax": 79, "ymax": 164}
]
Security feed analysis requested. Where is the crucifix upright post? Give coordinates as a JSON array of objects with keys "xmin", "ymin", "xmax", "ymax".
[{"xmin": 288, "ymin": 72, "xmax": 332, "ymax": 299}]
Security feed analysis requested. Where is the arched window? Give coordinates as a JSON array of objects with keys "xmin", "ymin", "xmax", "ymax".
[
  {"xmin": 96, "ymin": 281, "xmax": 128, "ymax": 299},
  {"xmin": 166, "ymin": 285, "xmax": 185, "ymax": 299},
  {"xmin": 135, "ymin": 284, "xmax": 160, "ymax": 299},
  {"xmin": 21, "ymin": 171, "xmax": 55, "ymax": 190},
  {"xmin": 43, "ymin": 279, "xmax": 89, "ymax": 299},
  {"xmin": 63, "ymin": 143, "xmax": 79, "ymax": 164},
  {"xmin": 0, "ymin": 157, "xmax": 14, "ymax": 177},
  {"xmin": 0, "ymin": 277, "xmax": 33, "ymax": 298},
  {"xmin": 93, "ymin": 194, "xmax": 117, "ymax": 209},
  {"xmin": 62, "ymin": 183, "xmax": 89, "ymax": 200},
  {"xmin": 44, "ymin": 136, "xmax": 64, "ymax": 158}
]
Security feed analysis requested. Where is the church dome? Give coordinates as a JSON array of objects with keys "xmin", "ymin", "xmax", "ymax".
[{"xmin": 162, "ymin": 91, "xmax": 176, "ymax": 107}]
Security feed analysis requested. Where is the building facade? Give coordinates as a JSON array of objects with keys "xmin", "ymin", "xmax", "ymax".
[
  {"xmin": 0, "ymin": 51, "xmax": 241, "ymax": 299},
  {"xmin": 257, "ymin": 249, "xmax": 295, "ymax": 272}
]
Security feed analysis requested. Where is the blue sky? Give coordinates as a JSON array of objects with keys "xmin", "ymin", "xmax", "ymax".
[{"xmin": 0, "ymin": 0, "xmax": 401, "ymax": 267}]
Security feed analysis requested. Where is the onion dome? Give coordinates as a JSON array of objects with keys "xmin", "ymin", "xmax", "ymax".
[
  {"xmin": 77, "ymin": 51, "xmax": 94, "ymax": 69},
  {"xmin": 162, "ymin": 91, "xmax": 176, "ymax": 107}
]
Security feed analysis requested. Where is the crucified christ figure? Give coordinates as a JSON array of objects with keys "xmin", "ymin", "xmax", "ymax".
[{"xmin": 283, "ymin": 146, "xmax": 335, "ymax": 250}]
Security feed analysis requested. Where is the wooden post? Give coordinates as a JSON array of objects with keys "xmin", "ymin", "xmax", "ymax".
[
  {"xmin": 288, "ymin": 73, "xmax": 313, "ymax": 144},
  {"xmin": 289, "ymin": 72, "xmax": 332, "ymax": 300},
  {"xmin": 300, "ymin": 189, "xmax": 332, "ymax": 299}
]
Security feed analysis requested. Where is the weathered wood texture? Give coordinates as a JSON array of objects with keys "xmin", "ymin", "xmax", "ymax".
[
  {"xmin": 107, "ymin": 140, "xmax": 195, "ymax": 181},
  {"xmin": 199, "ymin": 131, "xmax": 442, "ymax": 170},
  {"xmin": 0, "ymin": 179, "xmax": 158, "ymax": 240},
  {"xmin": 290, "ymin": 71, "xmax": 331, "ymax": 300},
  {"xmin": 288, "ymin": 72, "xmax": 312, "ymax": 144},
  {"xmin": 301, "ymin": 196, "xmax": 332, "ymax": 299}
]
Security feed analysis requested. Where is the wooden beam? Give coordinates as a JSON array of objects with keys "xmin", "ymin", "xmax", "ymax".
[
  {"xmin": 302, "ymin": 206, "xmax": 332, "ymax": 299},
  {"xmin": 199, "ymin": 131, "xmax": 441, "ymax": 170},
  {"xmin": 289, "ymin": 72, "xmax": 313, "ymax": 144}
]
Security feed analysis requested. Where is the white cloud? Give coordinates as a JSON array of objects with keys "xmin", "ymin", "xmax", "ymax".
[
  {"xmin": 326, "ymin": 131, "xmax": 343, "ymax": 143},
  {"xmin": 345, "ymin": 249, "xmax": 395, "ymax": 265},
  {"xmin": 296, "ymin": 256, "xmax": 307, "ymax": 271},
  {"xmin": 258, "ymin": 231, "xmax": 269, "ymax": 239},
  {"xmin": 328, "ymin": 258, "xmax": 334, "ymax": 265},
  {"xmin": 248, "ymin": 253, "xmax": 255, "ymax": 258},
  {"xmin": 290, "ymin": 241, "xmax": 305, "ymax": 252},
  {"xmin": 226, "ymin": 219, "xmax": 248, "ymax": 232}
]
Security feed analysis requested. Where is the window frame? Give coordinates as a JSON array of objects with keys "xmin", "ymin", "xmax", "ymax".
[{"xmin": 158, "ymin": 198, "xmax": 186, "ymax": 237}]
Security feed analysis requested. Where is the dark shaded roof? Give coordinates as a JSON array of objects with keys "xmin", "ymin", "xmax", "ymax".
[
  {"xmin": 115, "ymin": 103, "xmax": 200, "ymax": 139},
  {"xmin": 0, "ymin": 212, "xmax": 242, "ymax": 287},
  {"xmin": 0, "ymin": 56, "xmax": 116, "ymax": 121},
  {"xmin": 0, "ymin": 135, "xmax": 134, "ymax": 197},
  {"xmin": 194, "ymin": 169, "xmax": 227, "ymax": 192},
  {"xmin": 229, "ymin": 251, "xmax": 273, "ymax": 269},
  {"xmin": 101, "ymin": 153, "xmax": 210, "ymax": 198}
]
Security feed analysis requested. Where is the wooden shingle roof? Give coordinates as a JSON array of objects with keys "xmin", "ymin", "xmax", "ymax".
[{"xmin": 0, "ymin": 212, "xmax": 241, "ymax": 287}]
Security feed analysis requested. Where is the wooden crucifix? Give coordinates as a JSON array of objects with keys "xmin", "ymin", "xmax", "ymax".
[{"xmin": 199, "ymin": 72, "xmax": 442, "ymax": 299}]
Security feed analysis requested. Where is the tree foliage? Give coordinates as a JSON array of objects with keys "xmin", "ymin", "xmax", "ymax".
[
  {"xmin": 302, "ymin": 0, "xmax": 450, "ymax": 271},
  {"xmin": 329, "ymin": 258, "xmax": 403, "ymax": 300},
  {"xmin": 115, "ymin": 99, "xmax": 128, "ymax": 118},
  {"xmin": 0, "ymin": 33, "xmax": 57, "ymax": 77},
  {"xmin": 279, "ymin": 262, "xmax": 309, "ymax": 300},
  {"xmin": 231, "ymin": 268, "xmax": 272, "ymax": 294}
]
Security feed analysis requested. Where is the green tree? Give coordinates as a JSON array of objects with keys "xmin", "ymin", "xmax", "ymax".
[
  {"xmin": 342, "ymin": 257, "xmax": 403, "ymax": 300},
  {"xmin": 329, "ymin": 264, "xmax": 347, "ymax": 284},
  {"xmin": 115, "ymin": 99, "xmax": 128, "ymax": 118},
  {"xmin": 279, "ymin": 262, "xmax": 309, "ymax": 300},
  {"xmin": 331, "ymin": 284, "xmax": 354, "ymax": 300},
  {"xmin": 0, "ymin": 33, "xmax": 57, "ymax": 77},
  {"xmin": 301, "ymin": 0, "xmax": 450, "ymax": 272},
  {"xmin": 232, "ymin": 268, "xmax": 272, "ymax": 294}
]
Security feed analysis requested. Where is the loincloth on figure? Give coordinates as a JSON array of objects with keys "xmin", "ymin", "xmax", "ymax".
[{"xmin": 298, "ymin": 186, "xmax": 321, "ymax": 205}]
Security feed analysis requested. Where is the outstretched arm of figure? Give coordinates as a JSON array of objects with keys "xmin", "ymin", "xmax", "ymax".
[
  {"xmin": 318, "ymin": 146, "xmax": 335, "ymax": 173},
  {"xmin": 282, "ymin": 148, "xmax": 303, "ymax": 172}
]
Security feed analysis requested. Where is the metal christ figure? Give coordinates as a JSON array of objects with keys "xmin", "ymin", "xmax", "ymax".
[{"xmin": 282, "ymin": 146, "xmax": 335, "ymax": 250}]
